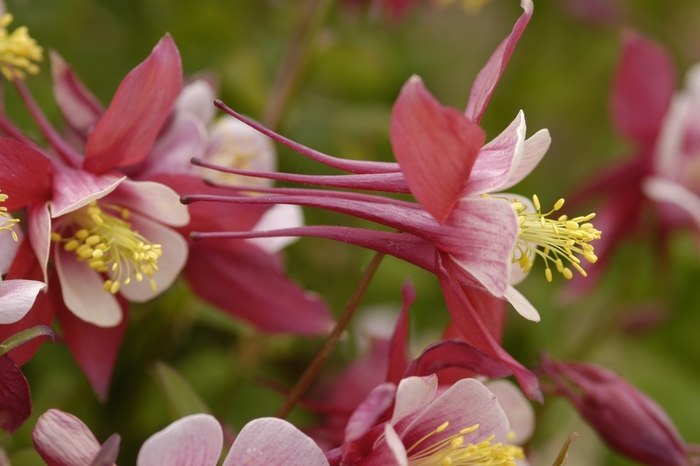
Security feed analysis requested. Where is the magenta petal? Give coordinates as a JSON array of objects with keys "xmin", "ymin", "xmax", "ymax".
[
  {"xmin": 464, "ymin": 0, "xmax": 533, "ymax": 123},
  {"xmin": 50, "ymin": 165, "xmax": 124, "ymax": 217},
  {"xmin": 223, "ymin": 418, "xmax": 329, "ymax": 466},
  {"xmin": 56, "ymin": 287, "xmax": 128, "ymax": 401},
  {"xmin": 0, "ymin": 138, "xmax": 52, "ymax": 210},
  {"xmin": 386, "ymin": 281, "xmax": 414, "ymax": 385},
  {"xmin": 50, "ymin": 50, "xmax": 104, "ymax": 135},
  {"xmin": 84, "ymin": 35, "xmax": 182, "ymax": 174},
  {"xmin": 33, "ymin": 409, "xmax": 102, "ymax": 466},
  {"xmin": 0, "ymin": 354, "xmax": 31, "ymax": 434},
  {"xmin": 345, "ymin": 383, "xmax": 396, "ymax": 442},
  {"xmin": 137, "ymin": 414, "xmax": 223, "ymax": 466},
  {"xmin": 0, "ymin": 279, "xmax": 46, "ymax": 324},
  {"xmin": 611, "ymin": 31, "xmax": 676, "ymax": 144},
  {"xmin": 404, "ymin": 340, "xmax": 514, "ymax": 380},
  {"xmin": 390, "ymin": 76, "xmax": 485, "ymax": 224},
  {"xmin": 186, "ymin": 241, "xmax": 333, "ymax": 335}
]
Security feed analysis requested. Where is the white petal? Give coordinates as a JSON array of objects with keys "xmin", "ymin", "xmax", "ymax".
[
  {"xmin": 0, "ymin": 279, "xmax": 46, "ymax": 324},
  {"xmin": 29, "ymin": 202, "xmax": 52, "ymax": 284},
  {"xmin": 247, "ymin": 204, "xmax": 305, "ymax": 253},
  {"xmin": 485, "ymin": 379, "xmax": 535, "ymax": 445},
  {"xmin": 643, "ymin": 176, "xmax": 700, "ymax": 227},
  {"xmin": 116, "ymin": 213, "xmax": 188, "ymax": 302},
  {"xmin": 137, "ymin": 414, "xmax": 223, "ymax": 466},
  {"xmin": 110, "ymin": 179, "xmax": 190, "ymax": 227},
  {"xmin": 55, "ymin": 247, "xmax": 122, "ymax": 327},
  {"xmin": 384, "ymin": 424, "xmax": 409, "ymax": 466},
  {"xmin": 0, "ymin": 215, "xmax": 21, "ymax": 275},
  {"xmin": 503, "ymin": 286, "xmax": 540, "ymax": 322},
  {"xmin": 175, "ymin": 80, "xmax": 217, "ymax": 125},
  {"xmin": 391, "ymin": 375, "xmax": 438, "ymax": 425}
]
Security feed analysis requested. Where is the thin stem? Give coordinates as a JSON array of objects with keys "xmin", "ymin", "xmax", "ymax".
[
  {"xmin": 276, "ymin": 251, "xmax": 385, "ymax": 419},
  {"xmin": 261, "ymin": 0, "xmax": 333, "ymax": 131}
]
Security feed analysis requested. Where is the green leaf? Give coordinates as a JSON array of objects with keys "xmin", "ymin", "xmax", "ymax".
[
  {"xmin": 152, "ymin": 361, "xmax": 211, "ymax": 419},
  {"xmin": 0, "ymin": 326, "xmax": 54, "ymax": 357}
]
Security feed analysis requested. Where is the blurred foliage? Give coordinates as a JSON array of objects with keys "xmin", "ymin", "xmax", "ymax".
[{"xmin": 2, "ymin": 0, "xmax": 700, "ymax": 465}]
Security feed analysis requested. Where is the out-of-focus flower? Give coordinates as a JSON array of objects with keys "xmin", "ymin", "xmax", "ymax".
[
  {"xmin": 0, "ymin": 11, "xmax": 42, "ymax": 80},
  {"xmin": 33, "ymin": 410, "xmax": 329, "ymax": 466},
  {"xmin": 328, "ymin": 375, "xmax": 525, "ymax": 465},
  {"xmin": 540, "ymin": 356, "xmax": 698, "ymax": 466}
]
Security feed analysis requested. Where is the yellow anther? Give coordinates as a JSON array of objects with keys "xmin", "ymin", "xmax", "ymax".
[
  {"xmin": 92, "ymin": 249, "xmax": 104, "ymax": 259},
  {"xmin": 64, "ymin": 239, "xmax": 80, "ymax": 251},
  {"xmin": 75, "ymin": 229, "xmax": 89, "ymax": 240},
  {"xmin": 109, "ymin": 281, "xmax": 120, "ymax": 294},
  {"xmin": 85, "ymin": 235, "xmax": 100, "ymax": 246},
  {"xmin": 510, "ymin": 195, "xmax": 601, "ymax": 282},
  {"xmin": 88, "ymin": 260, "xmax": 104, "ymax": 270},
  {"xmin": 50, "ymin": 232, "xmax": 62, "ymax": 242},
  {"xmin": 0, "ymin": 13, "xmax": 43, "ymax": 80},
  {"xmin": 103, "ymin": 280, "xmax": 113, "ymax": 292}
]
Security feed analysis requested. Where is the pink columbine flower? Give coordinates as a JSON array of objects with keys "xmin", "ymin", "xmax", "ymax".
[{"xmin": 540, "ymin": 356, "xmax": 699, "ymax": 466}]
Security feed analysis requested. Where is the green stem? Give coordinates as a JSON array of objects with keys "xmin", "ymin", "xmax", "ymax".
[{"xmin": 276, "ymin": 251, "xmax": 385, "ymax": 419}]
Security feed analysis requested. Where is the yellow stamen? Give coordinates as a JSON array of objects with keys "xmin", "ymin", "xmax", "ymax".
[
  {"xmin": 0, "ymin": 13, "xmax": 43, "ymax": 80},
  {"xmin": 511, "ymin": 195, "xmax": 602, "ymax": 282},
  {"xmin": 406, "ymin": 422, "xmax": 524, "ymax": 466},
  {"xmin": 0, "ymin": 191, "xmax": 20, "ymax": 241},
  {"xmin": 52, "ymin": 201, "xmax": 163, "ymax": 295}
]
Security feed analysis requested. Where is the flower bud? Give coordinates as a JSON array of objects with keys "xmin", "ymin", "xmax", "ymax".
[{"xmin": 541, "ymin": 357, "xmax": 691, "ymax": 466}]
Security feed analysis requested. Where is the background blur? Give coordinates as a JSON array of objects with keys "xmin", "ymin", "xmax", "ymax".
[{"xmin": 3, "ymin": 0, "xmax": 700, "ymax": 464}]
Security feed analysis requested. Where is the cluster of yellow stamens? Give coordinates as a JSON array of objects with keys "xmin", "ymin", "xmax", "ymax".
[
  {"xmin": 51, "ymin": 201, "xmax": 163, "ymax": 295},
  {"xmin": 510, "ymin": 195, "xmax": 601, "ymax": 282},
  {"xmin": 0, "ymin": 13, "xmax": 43, "ymax": 80},
  {"xmin": 0, "ymin": 191, "xmax": 20, "ymax": 240},
  {"xmin": 405, "ymin": 421, "xmax": 524, "ymax": 466}
]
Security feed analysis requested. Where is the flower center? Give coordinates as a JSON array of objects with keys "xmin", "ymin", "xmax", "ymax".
[
  {"xmin": 0, "ymin": 13, "xmax": 43, "ymax": 80},
  {"xmin": 406, "ymin": 422, "xmax": 524, "ymax": 466},
  {"xmin": 511, "ymin": 195, "xmax": 601, "ymax": 282},
  {"xmin": 0, "ymin": 191, "xmax": 20, "ymax": 240},
  {"xmin": 51, "ymin": 201, "xmax": 162, "ymax": 295}
]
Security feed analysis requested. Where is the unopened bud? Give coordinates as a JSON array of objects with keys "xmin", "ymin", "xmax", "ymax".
[{"xmin": 540, "ymin": 356, "xmax": 691, "ymax": 466}]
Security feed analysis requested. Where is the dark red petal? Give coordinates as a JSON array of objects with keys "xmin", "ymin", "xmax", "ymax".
[
  {"xmin": 0, "ymin": 354, "xmax": 31, "ymax": 433},
  {"xmin": 0, "ymin": 138, "xmax": 52, "ymax": 210},
  {"xmin": 84, "ymin": 35, "xmax": 182, "ymax": 174},
  {"xmin": 390, "ymin": 76, "xmax": 485, "ymax": 224},
  {"xmin": 611, "ymin": 31, "xmax": 676, "ymax": 144}
]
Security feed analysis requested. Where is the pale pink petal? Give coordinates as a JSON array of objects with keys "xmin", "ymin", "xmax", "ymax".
[
  {"xmin": 0, "ymin": 279, "xmax": 46, "ymax": 324},
  {"xmin": 465, "ymin": 0, "xmax": 533, "ymax": 123},
  {"xmin": 50, "ymin": 165, "xmax": 124, "ymax": 217},
  {"xmin": 108, "ymin": 179, "xmax": 190, "ymax": 227},
  {"xmin": 175, "ymin": 79, "xmax": 216, "ymax": 125},
  {"xmin": 223, "ymin": 418, "xmax": 329, "ymax": 466},
  {"xmin": 485, "ymin": 380, "xmax": 534, "ymax": 445},
  {"xmin": 502, "ymin": 128, "xmax": 551, "ymax": 190},
  {"xmin": 345, "ymin": 383, "xmax": 396, "ymax": 442},
  {"xmin": 28, "ymin": 202, "xmax": 52, "ymax": 283},
  {"xmin": 136, "ymin": 414, "xmax": 222, "ymax": 466},
  {"xmin": 0, "ymin": 219, "xmax": 21, "ymax": 274},
  {"xmin": 50, "ymin": 50, "xmax": 104, "ymax": 134},
  {"xmin": 384, "ymin": 424, "xmax": 409, "ymax": 466},
  {"xmin": 115, "ymin": 213, "xmax": 188, "ymax": 302},
  {"xmin": 33, "ymin": 409, "xmax": 102, "ymax": 466},
  {"xmin": 462, "ymin": 111, "xmax": 526, "ymax": 196},
  {"xmin": 55, "ymin": 247, "xmax": 122, "ymax": 327},
  {"xmin": 84, "ymin": 35, "xmax": 182, "ymax": 173},
  {"xmin": 390, "ymin": 76, "xmax": 485, "ymax": 224},
  {"xmin": 399, "ymin": 379, "xmax": 510, "ymax": 452},
  {"xmin": 390, "ymin": 375, "xmax": 438, "ymax": 426},
  {"xmin": 140, "ymin": 112, "xmax": 207, "ymax": 178},
  {"xmin": 643, "ymin": 176, "xmax": 700, "ymax": 227},
  {"xmin": 503, "ymin": 285, "xmax": 540, "ymax": 322},
  {"xmin": 441, "ymin": 197, "xmax": 518, "ymax": 297},
  {"xmin": 248, "ymin": 204, "xmax": 304, "ymax": 253},
  {"xmin": 654, "ymin": 93, "xmax": 690, "ymax": 177}
]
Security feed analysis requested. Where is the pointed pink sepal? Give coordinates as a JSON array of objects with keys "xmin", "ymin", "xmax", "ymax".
[{"xmin": 391, "ymin": 76, "xmax": 485, "ymax": 224}]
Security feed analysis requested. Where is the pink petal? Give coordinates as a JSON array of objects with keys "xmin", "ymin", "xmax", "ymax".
[
  {"xmin": 248, "ymin": 204, "xmax": 304, "ymax": 253},
  {"xmin": 398, "ymin": 379, "xmax": 510, "ymax": 452},
  {"xmin": 0, "ymin": 354, "xmax": 31, "ymax": 434},
  {"xmin": 50, "ymin": 50, "xmax": 104, "ymax": 135},
  {"xmin": 440, "ymin": 197, "xmax": 518, "ymax": 297},
  {"xmin": 84, "ymin": 35, "xmax": 182, "ymax": 174},
  {"xmin": 462, "ymin": 111, "xmax": 527, "ymax": 196},
  {"xmin": 654, "ymin": 93, "xmax": 690, "ymax": 177},
  {"xmin": 54, "ymin": 247, "xmax": 122, "ymax": 327},
  {"xmin": 0, "ymin": 138, "xmax": 52, "ymax": 211},
  {"xmin": 137, "ymin": 414, "xmax": 223, "ymax": 466},
  {"xmin": 386, "ymin": 281, "xmax": 414, "ymax": 385},
  {"xmin": 185, "ymin": 241, "xmax": 333, "ymax": 335},
  {"xmin": 390, "ymin": 375, "xmax": 438, "ymax": 426},
  {"xmin": 485, "ymin": 380, "xmax": 534, "ymax": 445},
  {"xmin": 503, "ymin": 286, "xmax": 540, "ymax": 322},
  {"xmin": 56, "ymin": 291, "xmax": 128, "ymax": 401},
  {"xmin": 223, "ymin": 418, "xmax": 329, "ymax": 466},
  {"xmin": 390, "ymin": 76, "xmax": 485, "ymax": 224},
  {"xmin": 0, "ymin": 279, "xmax": 46, "ymax": 324},
  {"xmin": 139, "ymin": 112, "xmax": 207, "ymax": 178},
  {"xmin": 504, "ymin": 128, "xmax": 551, "ymax": 189},
  {"xmin": 33, "ymin": 409, "xmax": 102, "ymax": 466},
  {"xmin": 643, "ymin": 176, "xmax": 700, "ymax": 227},
  {"xmin": 28, "ymin": 202, "xmax": 52, "ymax": 283},
  {"xmin": 404, "ymin": 340, "xmax": 513, "ymax": 380},
  {"xmin": 345, "ymin": 383, "xmax": 396, "ymax": 442},
  {"xmin": 50, "ymin": 165, "xmax": 124, "ymax": 217},
  {"xmin": 175, "ymin": 79, "xmax": 216, "ymax": 125},
  {"xmin": 115, "ymin": 213, "xmax": 188, "ymax": 302},
  {"xmin": 611, "ymin": 31, "xmax": 676, "ymax": 144},
  {"xmin": 464, "ymin": 0, "xmax": 533, "ymax": 123},
  {"xmin": 0, "ymin": 216, "xmax": 21, "ymax": 274}
]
